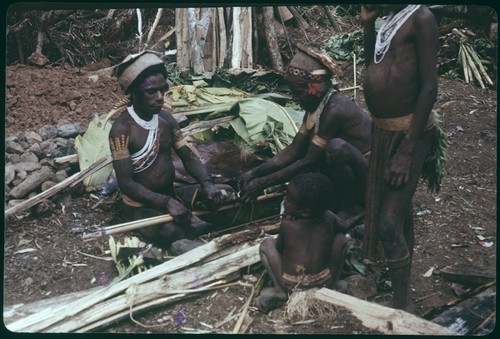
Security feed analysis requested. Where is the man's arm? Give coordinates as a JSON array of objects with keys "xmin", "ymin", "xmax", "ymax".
[
  {"xmin": 243, "ymin": 125, "xmax": 310, "ymax": 180},
  {"xmin": 172, "ymin": 122, "xmax": 223, "ymax": 205},
  {"xmin": 386, "ymin": 8, "xmax": 439, "ymax": 186},
  {"xmin": 360, "ymin": 5, "xmax": 379, "ymax": 67}
]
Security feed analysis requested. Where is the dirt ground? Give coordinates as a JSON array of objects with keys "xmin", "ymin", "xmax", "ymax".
[{"xmin": 3, "ymin": 58, "xmax": 496, "ymax": 334}]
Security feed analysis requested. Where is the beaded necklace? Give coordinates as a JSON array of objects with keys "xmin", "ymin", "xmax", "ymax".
[
  {"xmin": 374, "ymin": 5, "xmax": 421, "ymax": 64},
  {"xmin": 127, "ymin": 106, "xmax": 158, "ymax": 130}
]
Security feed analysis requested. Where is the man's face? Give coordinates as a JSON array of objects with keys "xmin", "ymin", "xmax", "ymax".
[
  {"xmin": 287, "ymin": 81, "xmax": 324, "ymax": 112},
  {"xmin": 133, "ymin": 73, "xmax": 169, "ymax": 115}
]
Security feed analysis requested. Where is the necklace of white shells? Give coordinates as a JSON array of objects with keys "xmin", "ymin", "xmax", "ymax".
[{"xmin": 374, "ymin": 5, "xmax": 421, "ymax": 64}]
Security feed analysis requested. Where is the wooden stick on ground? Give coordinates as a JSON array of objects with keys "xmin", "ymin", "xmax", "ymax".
[
  {"xmin": 314, "ymin": 288, "xmax": 457, "ymax": 335},
  {"xmin": 83, "ymin": 191, "xmax": 284, "ymax": 238},
  {"xmin": 5, "ymin": 156, "xmax": 112, "ymax": 217}
]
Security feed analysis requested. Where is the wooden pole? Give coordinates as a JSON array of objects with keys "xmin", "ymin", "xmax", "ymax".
[
  {"xmin": 5, "ymin": 156, "xmax": 112, "ymax": 217},
  {"xmin": 83, "ymin": 192, "xmax": 284, "ymax": 238},
  {"xmin": 314, "ymin": 288, "xmax": 457, "ymax": 335}
]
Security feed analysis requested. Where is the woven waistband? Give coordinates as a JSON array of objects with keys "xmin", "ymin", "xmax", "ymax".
[
  {"xmin": 282, "ymin": 267, "xmax": 331, "ymax": 285},
  {"xmin": 371, "ymin": 112, "xmax": 435, "ymax": 132}
]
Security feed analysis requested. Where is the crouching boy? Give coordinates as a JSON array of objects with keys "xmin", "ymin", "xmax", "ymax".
[{"xmin": 255, "ymin": 172, "xmax": 348, "ymax": 313}]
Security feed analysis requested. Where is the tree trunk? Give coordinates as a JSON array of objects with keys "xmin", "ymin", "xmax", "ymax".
[{"xmin": 261, "ymin": 7, "xmax": 283, "ymax": 73}]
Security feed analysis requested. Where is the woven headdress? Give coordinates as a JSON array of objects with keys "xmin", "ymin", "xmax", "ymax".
[
  {"xmin": 286, "ymin": 43, "xmax": 343, "ymax": 83},
  {"xmin": 114, "ymin": 51, "xmax": 164, "ymax": 92}
]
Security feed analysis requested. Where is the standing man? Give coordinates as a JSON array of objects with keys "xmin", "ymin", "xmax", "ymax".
[
  {"xmin": 108, "ymin": 51, "xmax": 225, "ymax": 250},
  {"xmin": 360, "ymin": 5, "xmax": 447, "ymax": 312},
  {"xmin": 239, "ymin": 48, "xmax": 372, "ymax": 227}
]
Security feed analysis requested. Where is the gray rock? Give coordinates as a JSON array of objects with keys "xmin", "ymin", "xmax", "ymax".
[
  {"xmin": 24, "ymin": 131, "xmax": 43, "ymax": 144},
  {"xmin": 19, "ymin": 141, "xmax": 30, "ymax": 150},
  {"xmin": 16, "ymin": 162, "xmax": 42, "ymax": 172},
  {"xmin": 5, "ymin": 141, "xmax": 24, "ymax": 154},
  {"xmin": 28, "ymin": 143, "xmax": 44, "ymax": 158},
  {"xmin": 57, "ymin": 123, "xmax": 82, "ymax": 138},
  {"xmin": 16, "ymin": 170, "xmax": 27, "ymax": 180},
  {"xmin": 39, "ymin": 158, "xmax": 54, "ymax": 167},
  {"xmin": 5, "ymin": 135, "xmax": 18, "ymax": 143},
  {"xmin": 20, "ymin": 151, "xmax": 39, "ymax": 164},
  {"xmin": 12, "ymin": 162, "xmax": 42, "ymax": 173},
  {"xmin": 37, "ymin": 125, "xmax": 58, "ymax": 140},
  {"xmin": 5, "ymin": 165, "xmax": 15, "ymax": 185},
  {"xmin": 55, "ymin": 170, "xmax": 68, "ymax": 182},
  {"xmin": 6, "ymin": 153, "xmax": 21, "ymax": 164},
  {"xmin": 9, "ymin": 166, "xmax": 54, "ymax": 199}
]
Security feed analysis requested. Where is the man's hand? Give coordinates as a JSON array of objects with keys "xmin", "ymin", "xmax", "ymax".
[
  {"xmin": 385, "ymin": 151, "xmax": 412, "ymax": 187},
  {"xmin": 360, "ymin": 4, "xmax": 379, "ymax": 23},
  {"xmin": 240, "ymin": 177, "xmax": 264, "ymax": 203},
  {"xmin": 200, "ymin": 181, "xmax": 224, "ymax": 209},
  {"xmin": 166, "ymin": 197, "xmax": 192, "ymax": 226},
  {"xmin": 237, "ymin": 171, "xmax": 253, "ymax": 193}
]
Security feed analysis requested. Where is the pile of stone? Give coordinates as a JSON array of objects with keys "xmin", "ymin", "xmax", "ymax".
[{"xmin": 5, "ymin": 121, "xmax": 85, "ymax": 215}]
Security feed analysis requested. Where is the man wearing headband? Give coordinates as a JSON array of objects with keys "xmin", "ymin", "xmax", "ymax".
[
  {"xmin": 109, "ymin": 51, "xmax": 225, "ymax": 251},
  {"xmin": 239, "ymin": 50, "xmax": 372, "ymax": 227},
  {"xmin": 361, "ymin": 5, "xmax": 446, "ymax": 312}
]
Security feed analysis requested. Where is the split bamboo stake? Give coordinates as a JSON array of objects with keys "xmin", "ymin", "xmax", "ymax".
[
  {"xmin": 460, "ymin": 46, "xmax": 471, "ymax": 84},
  {"xmin": 232, "ymin": 281, "xmax": 255, "ymax": 333},
  {"xmin": 462, "ymin": 45, "xmax": 485, "ymax": 89},
  {"xmin": 6, "ymin": 230, "xmax": 267, "ymax": 332},
  {"xmin": 233, "ymin": 271, "xmax": 265, "ymax": 333},
  {"xmin": 464, "ymin": 44, "xmax": 493, "ymax": 85},
  {"xmin": 83, "ymin": 191, "xmax": 283, "ymax": 238}
]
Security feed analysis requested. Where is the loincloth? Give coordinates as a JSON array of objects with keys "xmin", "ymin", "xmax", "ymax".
[
  {"xmin": 362, "ymin": 111, "xmax": 448, "ymax": 260},
  {"xmin": 282, "ymin": 267, "xmax": 331, "ymax": 289}
]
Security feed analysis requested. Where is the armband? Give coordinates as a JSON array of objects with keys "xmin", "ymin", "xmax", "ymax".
[
  {"xmin": 109, "ymin": 135, "xmax": 130, "ymax": 160},
  {"xmin": 298, "ymin": 124, "xmax": 308, "ymax": 135},
  {"xmin": 311, "ymin": 135, "xmax": 328, "ymax": 149},
  {"xmin": 173, "ymin": 129, "xmax": 188, "ymax": 150}
]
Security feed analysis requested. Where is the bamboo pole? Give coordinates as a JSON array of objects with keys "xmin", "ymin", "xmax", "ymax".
[
  {"xmin": 5, "ymin": 156, "xmax": 112, "ymax": 217},
  {"xmin": 460, "ymin": 46, "xmax": 470, "ymax": 83},
  {"xmin": 6, "ymin": 228, "xmax": 270, "ymax": 333},
  {"xmin": 464, "ymin": 44, "xmax": 493, "ymax": 85},
  {"xmin": 462, "ymin": 45, "xmax": 485, "ymax": 89},
  {"xmin": 83, "ymin": 192, "xmax": 283, "ymax": 239}
]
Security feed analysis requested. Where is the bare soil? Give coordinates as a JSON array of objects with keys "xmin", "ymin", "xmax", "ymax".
[{"xmin": 3, "ymin": 61, "xmax": 496, "ymax": 334}]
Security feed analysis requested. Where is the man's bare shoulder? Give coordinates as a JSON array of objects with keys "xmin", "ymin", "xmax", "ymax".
[
  {"xmin": 158, "ymin": 110, "xmax": 179, "ymax": 128},
  {"xmin": 412, "ymin": 6, "xmax": 438, "ymax": 30},
  {"xmin": 323, "ymin": 92, "xmax": 367, "ymax": 124},
  {"xmin": 109, "ymin": 111, "xmax": 131, "ymax": 136}
]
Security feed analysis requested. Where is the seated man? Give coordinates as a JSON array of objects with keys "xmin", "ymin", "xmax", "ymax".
[
  {"xmin": 255, "ymin": 172, "xmax": 348, "ymax": 313},
  {"xmin": 108, "ymin": 51, "xmax": 227, "ymax": 250},
  {"xmin": 239, "ymin": 48, "xmax": 372, "ymax": 226}
]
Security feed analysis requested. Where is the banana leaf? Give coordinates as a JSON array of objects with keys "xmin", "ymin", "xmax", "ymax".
[{"xmin": 74, "ymin": 113, "xmax": 114, "ymax": 187}]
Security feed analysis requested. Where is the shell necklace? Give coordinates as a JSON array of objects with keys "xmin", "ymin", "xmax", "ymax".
[
  {"xmin": 127, "ymin": 106, "xmax": 158, "ymax": 130},
  {"xmin": 374, "ymin": 5, "xmax": 421, "ymax": 64}
]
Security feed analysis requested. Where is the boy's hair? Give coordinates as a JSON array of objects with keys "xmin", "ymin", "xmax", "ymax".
[{"xmin": 289, "ymin": 172, "xmax": 334, "ymax": 216}]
